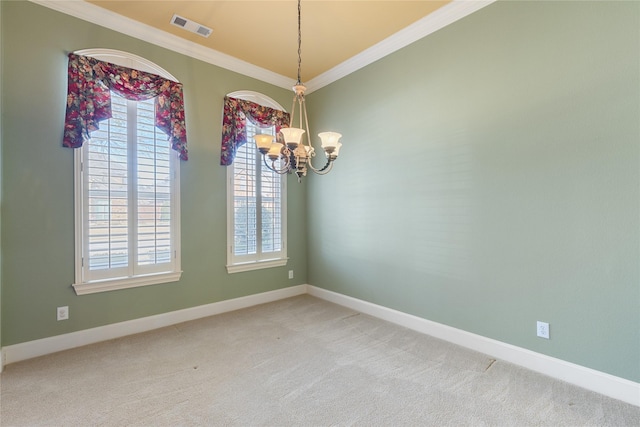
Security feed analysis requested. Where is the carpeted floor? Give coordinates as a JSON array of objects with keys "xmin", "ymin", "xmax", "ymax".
[{"xmin": 1, "ymin": 295, "xmax": 639, "ymax": 426}]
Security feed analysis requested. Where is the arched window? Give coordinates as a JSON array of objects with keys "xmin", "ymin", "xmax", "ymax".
[
  {"xmin": 71, "ymin": 49, "xmax": 183, "ymax": 294},
  {"xmin": 225, "ymin": 91, "xmax": 288, "ymax": 272}
]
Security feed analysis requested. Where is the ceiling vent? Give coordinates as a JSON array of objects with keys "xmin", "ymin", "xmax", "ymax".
[{"xmin": 170, "ymin": 14, "xmax": 212, "ymax": 38}]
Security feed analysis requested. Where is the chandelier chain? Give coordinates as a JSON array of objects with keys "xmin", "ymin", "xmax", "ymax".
[{"xmin": 297, "ymin": 0, "xmax": 302, "ymax": 85}]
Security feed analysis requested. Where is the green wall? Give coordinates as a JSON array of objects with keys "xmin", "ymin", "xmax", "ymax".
[
  {"xmin": 0, "ymin": 1, "xmax": 307, "ymax": 345},
  {"xmin": 0, "ymin": 0, "xmax": 4, "ymax": 354},
  {"xmin": 307, "ymin": 1, "xmax": 640, "ymax": 382}
]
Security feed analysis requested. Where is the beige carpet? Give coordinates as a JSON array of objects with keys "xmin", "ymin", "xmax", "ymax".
[{"xmin": 1, "ymin": 295, "xmax": 638, "ymax": 426}]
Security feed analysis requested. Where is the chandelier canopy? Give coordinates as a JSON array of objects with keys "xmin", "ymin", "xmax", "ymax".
[{"xmin": 254, "ymin": 0, "xmax": 342, "ymax": 182}]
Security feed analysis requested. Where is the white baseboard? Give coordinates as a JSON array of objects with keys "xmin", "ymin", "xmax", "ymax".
[
  {"xmin": 307, "ymin": 285, "xmax": 640, "ymax": 407},
  {"xmin": 2, "ymin": 285, "xmax": 306, "ymax": 368},
  {"xmin": 2, "ymin": 283, "xmax": 638, "ymax": 407}
]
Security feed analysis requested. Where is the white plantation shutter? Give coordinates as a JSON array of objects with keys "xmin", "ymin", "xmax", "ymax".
[
  {"xmin": 135, "ymin": 98, "xmax": 173, "ymax": 269},
  {"xmin": 226, "ymin": 92, "xmax": 287, "ymax": 273},
  {"xmin": 85, "ymin": 94, "xmax": 130, "ymax": 279},
  {"xmin": 257, "ymin": 128, "xmax": 282, "ymax": 254},
  {"xmin": 233, "ymin": 137, "xmax": 258, "ymax": 256},
  {"xmin": 79, "ymin": 94, "xmax": 179, "ymax": 286}
]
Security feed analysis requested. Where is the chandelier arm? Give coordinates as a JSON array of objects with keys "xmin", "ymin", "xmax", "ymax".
[
  {"xmin": 303, "ymin": 100, "xmax": 335, "ymax": 174},
  {"xmin": 310, "ymin": 159, "xmax": 335, "ymax": 175},
  {"xmin": 262, "ymin": 149, "xmax": 291, "ymax": 174},
  {"xmin": 303, "ymin": 96, "xmax": 312, "ymax": 146},
  {"xmin": 299, "ymin": 97, "xmax": 305, "ymax": 139},
  {"xmin": 262, "ymin": 156, "xmax": 289, "ymax": 175},
  {"xmin": 306, "ymin": 156, "xmax": 323, "ymax": 173},
  {"xmin": 289, "ymin": 97, "xmax": 297, "ymax": 128},
  {"xmin": 301, "ymin": 94, "xmax": 319, "ymax": 171}
]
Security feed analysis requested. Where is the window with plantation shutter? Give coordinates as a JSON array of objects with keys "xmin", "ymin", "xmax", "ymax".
[
  {"xmin": 72, "ymin": 50, "xmax": 181, "ymax": 295},
  {"xmin": 226, "ymin": 92, "xmax": 287, "ymax": 273}
]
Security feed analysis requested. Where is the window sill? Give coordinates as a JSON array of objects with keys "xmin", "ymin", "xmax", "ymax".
[
  {"xmin": 226, "ymin": 258, "xmax": 288, "ymax": 274},
  {"xmin": 72, "ymin": 271, "xmax": 182, "ymax": 295}
]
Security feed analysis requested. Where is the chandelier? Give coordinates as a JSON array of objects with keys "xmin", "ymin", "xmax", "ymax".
[{"xmin": 254, "ymin": 0, "xmax": 342, "ymax": 182}]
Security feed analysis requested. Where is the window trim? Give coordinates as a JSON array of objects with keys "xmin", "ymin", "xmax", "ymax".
[
  {"xmin": 71, "ymin": 49, "xmax": 182, "ymax": 295},
  {"xmin": 226, "ymin": 258, "xmax": 288, "ymax": 274},
  {"xmin": 225, "ymin": 91, "xmax": 288, "ymax": 274},
  {"xmin": 74, "ymin": 48, "xmax": 179, "ymax": 82}
]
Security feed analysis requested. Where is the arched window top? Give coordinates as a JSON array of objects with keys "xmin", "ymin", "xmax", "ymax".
[
  {"xmin": 227, "ymin": 90, "xmax": 285, "ymax": 112},
  {"xmin": 74, "ymin": 48, "xmax": 178, "ymax": 82}
]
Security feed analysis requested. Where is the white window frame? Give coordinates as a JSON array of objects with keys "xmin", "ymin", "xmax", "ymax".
[
  {"xmin": 72, "ymin": 49, "xmax": 182, "ymax": 295},
  {"xmin": 226, "ymin": 91, "xmax": 288, "ymax": 273}
]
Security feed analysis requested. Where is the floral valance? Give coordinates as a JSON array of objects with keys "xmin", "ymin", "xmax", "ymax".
[
  {"xmin": 220, "ymin": 96, "xmax": 290, "ymax": 165},
  {"xmin": 63, "ymin": 53, "xmax": 188, "ymax": 160}
]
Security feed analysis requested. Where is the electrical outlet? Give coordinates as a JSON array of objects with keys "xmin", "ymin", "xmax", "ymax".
[
  {"xmin": 57, "ymin": 306, "xmax": 69, "ymax": 321},
  {"xmin": 288, "ymin": 270, "xmax": 294, "ymax": 279},
  {"xmin": 537, "ymin": 321, "xmax": 549, "ymax": 339}
]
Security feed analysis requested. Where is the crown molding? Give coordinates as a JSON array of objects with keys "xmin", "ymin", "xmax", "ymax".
[
  {"xmin": 28, "ymin": 0, "xmax": 293, "ymax": 90},
  {"xmin": 305, "ymin": 0, "xmax": 497, "ymax": 92},
  {"xmin": 29, "ymin": 0, "xmax": 495, "ymax": 93}
]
